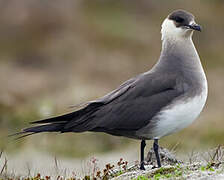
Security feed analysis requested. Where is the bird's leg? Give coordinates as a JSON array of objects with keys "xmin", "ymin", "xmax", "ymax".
[
  {"xmin": 153, "ymin": 139, "xmax": 161, "ymax": 167},
  {"xmin": 140, "ymin": 139, "xmax": 146, "ymax": 170}
]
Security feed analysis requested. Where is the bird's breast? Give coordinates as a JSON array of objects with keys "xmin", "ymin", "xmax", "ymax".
[
  {"xmin": 153, "ymin": 76, "xmax": 207, "ymax": 139},
  {"xmin": 137, "ymin": 74, "xmax": 208, "ymax": 140}
]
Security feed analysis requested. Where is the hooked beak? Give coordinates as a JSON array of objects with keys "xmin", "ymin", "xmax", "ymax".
[{"xmin": 185, "ymin": 23, "xmax": 202, "ymax": 32}]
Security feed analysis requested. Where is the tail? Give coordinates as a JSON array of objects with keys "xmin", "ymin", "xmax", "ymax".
[
  {"xmin": 11, "ymin": 102, "xmax": 103, "ymax": 139},
  {"xmin": 10, "ymin": 123, "xmax": 65, "ymax": 139}
]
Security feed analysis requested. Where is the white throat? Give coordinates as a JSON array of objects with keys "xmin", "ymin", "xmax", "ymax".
[{"xmin": 161, "ymin": 18, "xmax": 193, "ymax": 42}]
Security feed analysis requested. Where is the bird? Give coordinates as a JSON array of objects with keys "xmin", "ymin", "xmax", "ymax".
[{"xmin": 16, "ymin": 9, "xmax": 207, "ymax": 170}]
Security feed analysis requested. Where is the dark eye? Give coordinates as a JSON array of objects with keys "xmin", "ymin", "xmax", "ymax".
[{"xmin": 175, "ymin": 17, "xmax": 184, "ymax": 23}]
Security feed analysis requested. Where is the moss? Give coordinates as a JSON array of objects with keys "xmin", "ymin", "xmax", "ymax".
[
  {"xmin": 201, "ymin": 162, "xmax": 217, "ymax": 172},
  {"xmin": 133, "ymin": 166, "xmax": 185, "ymax": 180},
  {"xmin": 134, "ymin": 175, "xmax": 150, "ymax": 180},
  {"xmin": 114, "ymin": 170, "xmax": 124, "ymax": 177},
  {"xmin": 150, "ymin": 167, "xmax": 177, "ymax": 177}
]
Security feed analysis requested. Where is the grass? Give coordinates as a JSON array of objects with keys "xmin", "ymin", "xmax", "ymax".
[
  {"xmin": 133, "ymin": 161, "xmax": 224, "ymax": 180},
  {"xmin": 0, "ymin": 155, "xmax": 129, "ymax": 180},
  {"xmin": 0, "ymin": 146, "xmax": 224, "ymax": 179},
  {"xmin": 132, "ymin": 166, "xmax": 183, "ymax": 180}
]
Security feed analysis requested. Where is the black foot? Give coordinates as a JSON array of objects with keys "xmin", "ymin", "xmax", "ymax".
[
  {"xmin": 153, "ymin": 139, "xmax": 161, "ymax": 167},
  {"xmin": 140, "ymin": 162, "xmax": 145, "ymax": 170}
]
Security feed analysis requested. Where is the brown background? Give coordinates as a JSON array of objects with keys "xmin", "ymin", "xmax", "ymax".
[{"xmin": 1, "ymin": 0, "xmax": 224, "ymax": 157}]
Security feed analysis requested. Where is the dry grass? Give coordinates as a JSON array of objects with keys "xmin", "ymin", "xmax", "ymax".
[{"xmin": 0, "ymin": 146, "xmax": 223, "ymax": 180}]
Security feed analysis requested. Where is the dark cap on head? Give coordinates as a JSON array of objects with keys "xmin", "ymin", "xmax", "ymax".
[
  {"xmin": 168, "ymin": 10, "xmax": 194, "ymax": 26},
  {"xmin": 168, "ymin": 10, "xmax": 201, "ymax": 31}
]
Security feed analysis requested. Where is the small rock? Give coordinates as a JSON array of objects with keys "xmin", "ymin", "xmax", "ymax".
[{"xmin": 146, "ymin": 147, "xmax": 182, "ymax": 166}]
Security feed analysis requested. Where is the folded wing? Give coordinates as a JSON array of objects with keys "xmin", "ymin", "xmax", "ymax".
[{"xmin": 18, "ymin": 72, "xmax": 184, "ymax": 138}]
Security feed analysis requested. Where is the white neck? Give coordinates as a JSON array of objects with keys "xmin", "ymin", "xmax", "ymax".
[
  {"xmin": 161, "ymin": 18, "xmax": 193, "ymax": 42},
  {"xmin": 161, "ymin": 35, "xmax": 193, "ymax": 54}
]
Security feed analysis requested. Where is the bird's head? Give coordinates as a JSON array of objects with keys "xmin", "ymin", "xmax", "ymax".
[{"xmin": 161, "ymin": 10, "xmax": 201, "ymax": 41}]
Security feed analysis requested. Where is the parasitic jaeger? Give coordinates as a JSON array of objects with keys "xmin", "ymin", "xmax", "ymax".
[{"xmin": 15, "ymin": 9, "xmax": 208, "ymax": 170}]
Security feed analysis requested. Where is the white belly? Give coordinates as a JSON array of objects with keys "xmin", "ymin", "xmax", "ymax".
[
  {"xmin": 150, "ymin": 95, "xmax": 206, "ymax": 139},
  {"xmin": 151, "ymin": 86, "xmax": 208, "ymax": 139}
]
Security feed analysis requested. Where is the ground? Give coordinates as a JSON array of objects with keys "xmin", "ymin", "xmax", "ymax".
[{"xmin": 0, "ymin": 146, "xmax": 223, "ymax": 180}]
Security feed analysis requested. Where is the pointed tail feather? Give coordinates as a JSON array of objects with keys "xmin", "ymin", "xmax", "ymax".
[
  {"xmin": 11, "ymin": 102, "xmax": 103, "ymax": 139},
  {"xmin": 9, "ymin": 123, "xmax": 65, "ymax": 139},
  {"xmin": 11, "ymin": 132, "xmax": 38, "ymax": 140},
  {"xmin": 23, "ymin": 123, "xmax": 64, "ymax": 133}
]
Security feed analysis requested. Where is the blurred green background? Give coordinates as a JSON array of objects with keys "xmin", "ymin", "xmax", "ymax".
[{"xmin": 1, "ymin": 0, "xmax": 224, "ymax": 158}]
